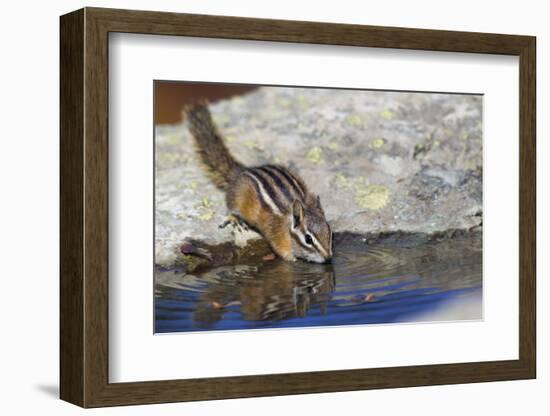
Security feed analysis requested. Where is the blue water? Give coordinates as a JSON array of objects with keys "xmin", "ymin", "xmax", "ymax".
[{"xmin": 155, "ymin": 235, "xmax": 482, "ymax": 333}]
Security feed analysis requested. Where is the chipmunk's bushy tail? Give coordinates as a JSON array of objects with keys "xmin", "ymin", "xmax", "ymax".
[{"xmin": 185, "ymin": 104, "xmax": 244, "ymax": 191}]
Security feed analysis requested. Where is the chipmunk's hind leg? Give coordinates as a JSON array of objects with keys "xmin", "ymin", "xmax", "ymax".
[
  {"xmin": 220, "ymin": 213, "xmax": 262, "ymax": 248},
  {"xmin": 226, "ymin": 174, "xmax": 262, "ymax": 228},
  {"xmin": 219, "ymin": 214, "xmax": 250, "ymax": 233}
]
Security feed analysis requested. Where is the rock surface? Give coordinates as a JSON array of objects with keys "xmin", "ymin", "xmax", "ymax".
[{"xmin": 155, "ymin": 87, "xmax": 482, "ymax": 267}]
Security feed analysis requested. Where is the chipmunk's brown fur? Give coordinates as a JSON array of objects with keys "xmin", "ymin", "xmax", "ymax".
[{"xmin": 186, "ymin": 104, "xmax": 333, "ymax": 263}]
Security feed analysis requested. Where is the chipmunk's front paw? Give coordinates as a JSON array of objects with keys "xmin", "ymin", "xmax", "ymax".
[{"xmin": 279, "ymin": 252, "xmax": 296, "ymax": 262}]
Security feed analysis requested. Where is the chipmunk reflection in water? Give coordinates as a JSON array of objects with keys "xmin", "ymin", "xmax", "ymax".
[{"xmin": 193, "ymin": 259, "xmax": 335, "ymax": 327}]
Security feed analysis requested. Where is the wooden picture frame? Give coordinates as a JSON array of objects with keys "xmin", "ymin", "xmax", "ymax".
[{"xmin": 60, "ymin": 7, "xmax": 536, "ymax": 408}]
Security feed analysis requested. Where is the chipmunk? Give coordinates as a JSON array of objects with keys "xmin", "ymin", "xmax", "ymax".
[{"xmin": 186, "ymin": 104, "xmax": 333, "ymax": 264}]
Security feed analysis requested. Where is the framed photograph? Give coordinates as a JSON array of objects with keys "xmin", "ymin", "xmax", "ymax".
[{"xmin": 60, "ymin": 7, "xmax": 536, "ymax": 408}]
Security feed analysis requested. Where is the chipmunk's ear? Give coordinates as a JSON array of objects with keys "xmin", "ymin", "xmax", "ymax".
[
  {"xmin": 316, "ymin": 195, "xmax": 324, "ymax": 213},
  {"xmin": 292, "ymin": 199, "xmax": 304, "ymax": 228}
]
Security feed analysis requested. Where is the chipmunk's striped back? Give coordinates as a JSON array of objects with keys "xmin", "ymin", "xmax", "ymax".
[{"xmin": 242, "ymin": 165, "xmax": 308, "ymax": 217}]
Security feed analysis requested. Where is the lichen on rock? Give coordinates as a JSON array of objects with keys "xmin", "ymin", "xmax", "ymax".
[{"xmin": 356, "ymin": 185, "xmax": 390, "ymax": 210}]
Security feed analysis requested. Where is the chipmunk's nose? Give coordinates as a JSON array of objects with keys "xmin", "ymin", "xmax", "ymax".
[{"xmin": 323, "ymin": 257, "xmax": 333, "ymax": 264}]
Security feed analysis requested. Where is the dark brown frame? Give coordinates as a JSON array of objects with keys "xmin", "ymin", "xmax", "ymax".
[{"xmin": 60, "ymin": 7, "xmax": 536, "ymax": 408}]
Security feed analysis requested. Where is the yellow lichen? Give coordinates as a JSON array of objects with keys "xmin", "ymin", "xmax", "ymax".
[
  {"xmin": 372, "ymin": 138, "xmax": 385, "ymax": 149},
  {"xmin": 160, "ymin": 152, "xmax": 184, "ymax": 165},
  {"xmin": 333, "ymin": 173, "xmax": 369, "ymax": 192},
  {"xmin": 346, "ymin": 114, "xmax": 363, "ymax": 127},
  {"xmin": 296, "ymin": 94, "xmax": 309, "ymax": 110},
  {"xmin": 166, "ymin": 135, "xmax": 181, "ymax": 145},
  {"xmin": 198, "ymin": 209, "xmax": 215, "ymax": 222},
  {"xmin": 327, "ymin": 142, "xmax": 339, "ymax": 150},
  {"xmin": 244, "ymin": 140, "xmax": 263, "ymax": 150},
  {"xmin": 232, "ymin": 96, "xmax": 244, "ymax": 105},
  {"xmin": 380, "ymin": 109, "xmax": 395, "ymax": 120},
  {"xmin": 355, "ymin": 185, "xmax": 390, "ymax": 210},
  {"xmin": 333, "ymin": 172, "xmax": 348, "ymax": 186},
  {"xmin": 277, "ymin": 98, "xmax": 291, "ymax": 108},
  {"xmin": 307, "ymin": 147, "xmax": 323, "ymax": 164},
  {"xmin": 196, "ymin": 197, "xmax": 215, "ymax": 221},
  {"xmin": 186, "ymin": 180, "xmax": 198, "ymax": 194},
  {"xmin": 201, "ymin": 197, "xmax": 213, "ymax": 208},
  {"xmin": 212, "ymin": 116, "xmax": 229, "ymax": 128},
  {"xmin": 333, "ymin": 173, "xmax": 388, "ymax": 209},
  {"xmin": 225, "ymin": 135, "xmax": 237, "ymax": 143}
]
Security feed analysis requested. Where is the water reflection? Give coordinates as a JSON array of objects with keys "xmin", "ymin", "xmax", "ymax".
[
  {"xmin": 155, "ymin": 235, "xmax": 482, "ymax": 333},
  {"xmin": 193, "ymin": 261, "xmax": 335, "ymax": 327}
]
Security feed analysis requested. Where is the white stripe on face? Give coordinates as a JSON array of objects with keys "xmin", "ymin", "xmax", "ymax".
[
  {"xmin": 308, "ymin": 232, "xmax": 328, "ymax": 258},
  {"xmin": 244, "ymin": 172, "xmax": 283, "ymax": 216}
]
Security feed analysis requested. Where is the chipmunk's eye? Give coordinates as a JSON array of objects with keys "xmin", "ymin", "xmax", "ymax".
[{"xmin": 305, "ymin": 234, "xmax": 314, "ymax": 245}]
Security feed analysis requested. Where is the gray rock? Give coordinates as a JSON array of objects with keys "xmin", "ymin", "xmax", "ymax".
[{"xmin": 155, "ymin": 87, "xmax": 482, "ymax": 267}]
